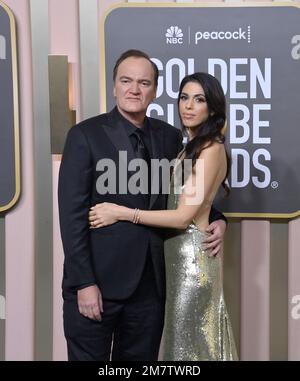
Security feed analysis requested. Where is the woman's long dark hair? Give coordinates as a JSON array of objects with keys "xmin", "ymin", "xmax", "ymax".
[{"xmin": 178, "ymin": 72, "xmax": 230, "ymax": 195}]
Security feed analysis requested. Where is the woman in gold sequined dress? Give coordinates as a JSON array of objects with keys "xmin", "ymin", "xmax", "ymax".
[{"xmin": 89, "ymin": 73, "xmax": 238, "ymax": 361}]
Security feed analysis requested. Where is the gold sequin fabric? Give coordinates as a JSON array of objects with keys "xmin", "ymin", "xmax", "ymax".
[{"xmin": 162, "ymin": 178, "xmax": 238, "ymax": 361}]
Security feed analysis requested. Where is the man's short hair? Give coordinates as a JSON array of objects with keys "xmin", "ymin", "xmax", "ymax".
[{"xmin": 113, "ymin": 49, "xmax": 159, "ymax": 88}]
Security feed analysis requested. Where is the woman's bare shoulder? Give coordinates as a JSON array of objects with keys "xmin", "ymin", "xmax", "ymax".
[{"xmin": 201, "ymin": 140, "xmax": 225, "ymax": 157}]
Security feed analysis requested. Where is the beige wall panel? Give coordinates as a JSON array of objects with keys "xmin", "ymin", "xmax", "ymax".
[
  {"xmin": 241, "ymin": 221, "xmax": 270, "ymax": 360},
  {"xmin": 288, "ymin": 217, "xmax": 300, "ymax": 360}
]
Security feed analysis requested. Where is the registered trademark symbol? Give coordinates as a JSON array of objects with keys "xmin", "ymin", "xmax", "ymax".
[{"xmin": 271, "ymin": 181, "xmax": 279, "ymax": 189}]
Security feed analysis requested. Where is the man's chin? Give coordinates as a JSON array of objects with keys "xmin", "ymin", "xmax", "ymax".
[{"xmin": 123, "ymin": 107, "xmax": 145, "ymax": 115}]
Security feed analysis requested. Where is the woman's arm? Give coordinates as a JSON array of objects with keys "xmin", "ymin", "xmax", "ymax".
[{"xmin": 89, "ymin": 143, "xmax": 226, "ymax": 230}]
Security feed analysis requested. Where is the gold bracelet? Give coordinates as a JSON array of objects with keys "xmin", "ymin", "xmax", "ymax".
[
  {"xmin": 133, "ymin": 209, "xmax": 138, "ymax": 224},
  {"xmin": 132, "ymin": 208, "xmax": 138, "ymax": 223},
  {"xmin": 135, "ymin": 212, "xmax": 140, "ymax": 224},
  {"xmin": 133, "ymin": 209, "xmax": 140, "ymax": 224}
]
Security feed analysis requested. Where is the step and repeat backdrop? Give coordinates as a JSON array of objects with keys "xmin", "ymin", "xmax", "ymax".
[{"xmin": 103, "ymin": 4, "xmax": 300, "ymax": 218}]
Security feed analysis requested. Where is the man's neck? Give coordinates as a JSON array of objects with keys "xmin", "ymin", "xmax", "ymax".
[{"xmin": 117, "ymin": 107, "xmax": 145, "ymax": 128}]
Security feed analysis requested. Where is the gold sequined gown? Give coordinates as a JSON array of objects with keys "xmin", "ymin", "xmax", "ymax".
[{"xmin": 162, "ymin": 178, "xmax": 238, "ymax": 361}]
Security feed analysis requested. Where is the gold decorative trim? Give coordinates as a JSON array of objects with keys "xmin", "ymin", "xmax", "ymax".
[
  {"xmin": 225, "ymin": 211, "xmax": 300, "ymax": 219},
  {"xmin": 0, "ymin": 1, "xmax": 20, "ymax": 212}
]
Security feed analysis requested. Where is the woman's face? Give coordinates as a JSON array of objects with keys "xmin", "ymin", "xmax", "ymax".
[{"xmin": 179, "ymin": 81, "xmax": 210, "ymax": 137}]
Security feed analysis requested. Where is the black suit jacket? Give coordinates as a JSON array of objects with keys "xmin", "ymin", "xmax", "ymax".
[
  {"xmin": 58, "ymin": 108, "xmax": 182, "ymax": 300},
  {"xmin": 58, "ymin": 107, "xmax": 225, "ymax": 301}
]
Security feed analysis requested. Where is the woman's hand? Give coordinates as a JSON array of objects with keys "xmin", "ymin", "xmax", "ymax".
[{"xmin": 89, "ymin": 203, "xmax": 121, "ymax": 228}]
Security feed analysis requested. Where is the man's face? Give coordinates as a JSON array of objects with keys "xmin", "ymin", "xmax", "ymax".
[{"xmin": 113, "ymin": 57, "xmax": 156, "ymax": 120}]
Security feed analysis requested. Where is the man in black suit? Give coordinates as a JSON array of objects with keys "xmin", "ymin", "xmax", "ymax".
[{"xmin": 58, "ymin": 50, "xmax": 226, "ymax": 361}]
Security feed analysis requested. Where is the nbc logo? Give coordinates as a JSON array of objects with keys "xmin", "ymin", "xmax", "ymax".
[{"xmin": 166, "ymin": 26, "xmax": 183, "ymax": 44}]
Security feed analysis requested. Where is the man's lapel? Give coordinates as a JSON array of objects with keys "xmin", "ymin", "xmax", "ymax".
[
  {"xmin": 101, "ymin": 108, "xmax": 136, "ymax": 164},
  {"xmin": 149, "ymin": 119, "xmax": 164, "ymax": 209},
  {"xmin": 101, "ymin": 108, "xmax": 145, "ymax": 205},
  {"xmin": 101, "ymin": 109, "xmax": 167, "ymax": 208}
]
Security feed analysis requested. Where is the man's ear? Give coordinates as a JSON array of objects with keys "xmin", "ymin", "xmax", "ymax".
[
  {"xmin": 152, "ymin": 88, "xmax": 157, "ymax": 101},
  {"xmin": 113, "ymin": 87, "xmax": 116, "ymax": 97}
]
